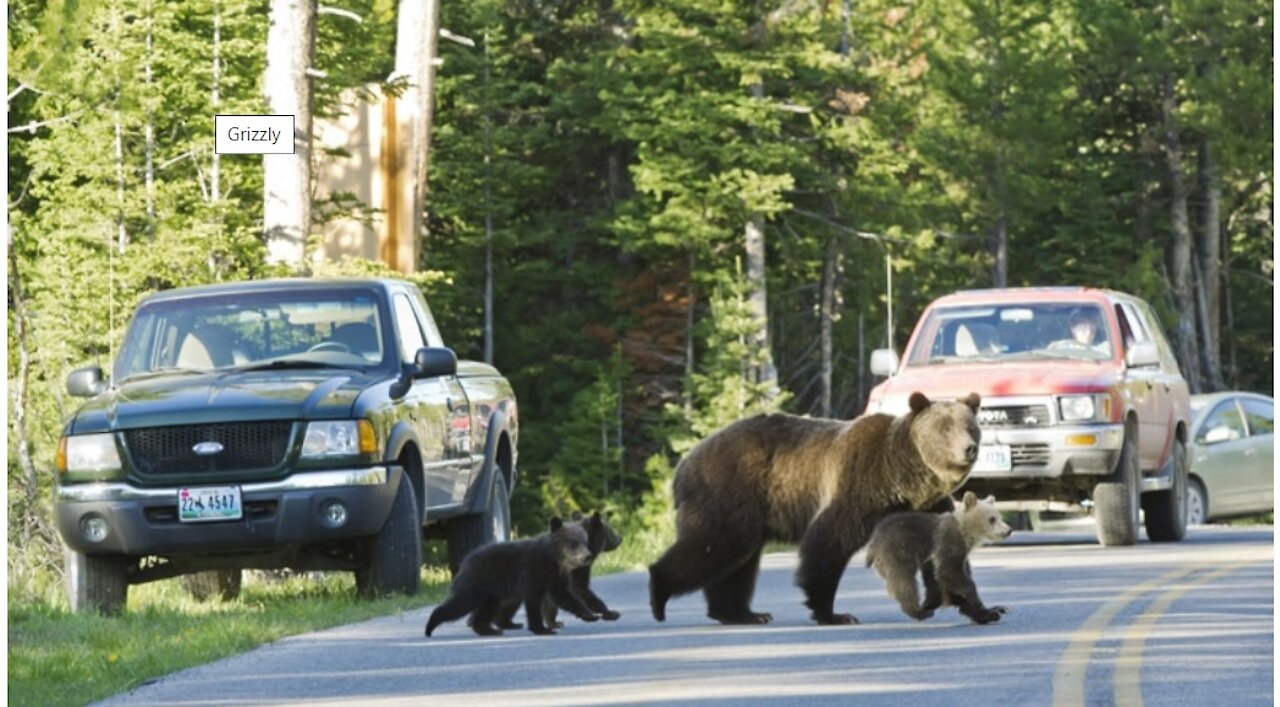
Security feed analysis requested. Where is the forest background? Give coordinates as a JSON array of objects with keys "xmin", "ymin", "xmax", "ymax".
[{"xmin": 7, "ymin": 0, "xmax": 1273, "ymax": 603}]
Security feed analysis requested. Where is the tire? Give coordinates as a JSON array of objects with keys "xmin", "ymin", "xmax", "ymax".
[
  {"xmin": 1094, "ymin": 434, "xmax": 1140, "ymax": 546},
  {"xmin": 181, "ymin": 570, "xmax": 243, "ymax": 602},
  {"xmin": 1143, "ymin": 438, "xmax": 1188, "ymax": 542},
  {"xmin": 355, "ymin": 474, "xmax": 422, "ymax": 598},
  {"xmin": 65, "ymin": 546, "xmax": 129, "ymax": 616},
  {"xmin": 1186, "ymin": 477, "xmax": 1208, "ymax": 526},
  {"xmin": 447, "ymin": 471, "xmax": 512, "ymax": 574}
]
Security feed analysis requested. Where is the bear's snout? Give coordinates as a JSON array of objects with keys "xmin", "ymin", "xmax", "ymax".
[{"xmin": 963, "ymin": 443, "xmax": 979, "ymax": 463}]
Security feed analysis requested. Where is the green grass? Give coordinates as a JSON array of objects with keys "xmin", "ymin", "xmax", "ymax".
[{"xmin": 8, "ymin": 565, "xmax": 453, "ymax": 707}]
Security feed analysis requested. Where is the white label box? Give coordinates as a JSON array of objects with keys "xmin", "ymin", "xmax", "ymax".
[{"xmin": 215, "ymin": 114, "xmax": 295, "ymax": 154}]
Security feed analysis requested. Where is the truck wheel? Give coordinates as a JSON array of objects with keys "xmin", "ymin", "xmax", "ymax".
[
  {"xmin": 355, "ymin": 475, "xmax": 422, "ymax": 598},
  {"xmin": 1143, "ymin": 438, "xmax": 1188, "ymax": 542},
  {"xmin": 181, "ymin": 570, "xmax": 243, "ymax": 601},
  {"xmin": 65, "ymin": 546, "xmax": 129, "ymax": 615},
  {"xmin": 1094, "ymin": 435, "xmax": 1140, "ymax": 546},
  {"xmin": 446, "ymin": 471, "xmax": 511, "ymax": 574}
]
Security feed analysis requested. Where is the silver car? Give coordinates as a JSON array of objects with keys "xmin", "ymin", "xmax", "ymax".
[{"xmin": 1187, "ymin": 392, "xmax": 1274, "ymax": 524}]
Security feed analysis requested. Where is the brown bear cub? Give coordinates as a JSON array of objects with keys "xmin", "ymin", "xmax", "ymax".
[
  {"xmin": 424, "ymin": 517, "xmax": 599, "ymax": 637},
  {"xmin": 650, "ymin": 391, "xmax": 982, "ymax": 626},
  {"xmin": 865, "ymin": 491, "xmax": 1012, "ymax": 624},
  {"xmin": 491, "ymin": 510, "xmax": 623, "ymax": 630}
]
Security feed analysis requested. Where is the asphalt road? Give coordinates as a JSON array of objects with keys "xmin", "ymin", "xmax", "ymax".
[{"xmin": 97, "ymin": 525, "xmax": 1274, "ymax": 706}]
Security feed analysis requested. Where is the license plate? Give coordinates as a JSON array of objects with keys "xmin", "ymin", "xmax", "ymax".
[
  {"xmin": 178, "ymin": 486, "xmax": 243, "ymax": 523},
  {"xmin": 973, "ymin": 444, "xmax": 1012, "ymax": 473}
]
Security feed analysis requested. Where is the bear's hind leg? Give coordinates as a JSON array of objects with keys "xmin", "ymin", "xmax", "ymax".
[
  {"xmin": 469, "ymin": 595, "xmax": 504, "ymax": 636},
  {"xmin": 878, "ymin": 563, "xmax": 931, "ymax": 621},
  {"xmin": 425, "ymin": 593, "xmax": 483, "ymax": 636},
  {"xmin": 649, "ymin": 536, "xmax": 719, "ymax": 622},
  {"xmin": 704, "ymin": 545, "xmax": 772, "ymax": 625}
]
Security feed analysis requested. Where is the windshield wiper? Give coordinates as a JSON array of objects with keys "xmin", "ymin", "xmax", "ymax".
[{"xmin": 232, "ymin": 359, "xmax": 362, "ymax": 373}]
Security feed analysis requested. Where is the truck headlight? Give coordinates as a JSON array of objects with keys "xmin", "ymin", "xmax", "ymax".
[
  {"xmin": 1059, "ymin": 395, "xmax": 1107, "ymax": 422},
  {"xmin": 58, "ymin": 433, "xmax": 123, "ymax": 475},
  {"xmin": 301, "ymin": 420, "xmax": 378, "ymax": 458}
]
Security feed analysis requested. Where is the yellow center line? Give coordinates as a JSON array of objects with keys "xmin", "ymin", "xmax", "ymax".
[
  {"xmin": 1113, "ymin": 558, "xmax": 1267, "ymax": 706},
  {"xmin": 1052, "ymin": 546, "xmax": 1273, "ymax": 707},
  {"xmin": 1052, "ymin": 564, "xmax": 1201, "ymax": 707}
]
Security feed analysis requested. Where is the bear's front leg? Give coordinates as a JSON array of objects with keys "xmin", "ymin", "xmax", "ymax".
[
  {"xmin": 797, "ymin": 511, "xmax": 864, "ymax": 625},
  {"xmin": 525, "ymin": 589, "xmax": 558, "ymax": 635},
  {"xmin": 551, "ymin": 582, "xmax": 600, "ymax": 623}
]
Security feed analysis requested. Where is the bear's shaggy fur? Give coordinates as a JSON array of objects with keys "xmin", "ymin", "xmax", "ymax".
[
  {"xmin": 649, "ymin": 392, "xmax": 981, "ymax": 626},
  {"xmin": 865, "ymin": 490, "xmax": 1012, "ymax": 624},
  {"xmin": 425, "ymin": 517, "xmax": 598, "ymax": 637},
  {"xmin": 494, "ymin": 510, "xmax": 623, "ymax": 630}
]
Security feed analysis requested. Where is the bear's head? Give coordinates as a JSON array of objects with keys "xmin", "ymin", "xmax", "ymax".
[
  {"xmin": 908, "ymin": 391, "xmax": 982, "ymax": 490},
  {"xmin": 548, "ymin": 517, "xmax": 595, "ymax": 572},
  {"xmin": 954, "ymin": 490, "xmax": 1013, "ymax": 548},
  {"xmin": 571, "ymin": 510, "xmax": 622, "ymax": 558}
]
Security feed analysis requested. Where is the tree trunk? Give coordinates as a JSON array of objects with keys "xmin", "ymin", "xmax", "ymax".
[
  {"xmin": 7, "ymin": 225, "xmax": 39, "ymax": 509},
  {"xmin": 744, "ymin": 211, "xmax": 776, "ymax": 386},
  {"xmin": 1162, "ymin": 74, "xmax": 1202, "ymax": 392},
  {"xmin": 1196, "ymin": 138, "xmax": 1224, "ymax": 390},
  {"xmin": 393, "ymin": 0, "xmax": 442, "ymax": 267},
  {"xmin": 819, "ymin": 237, "xmax": 843, "ymax": 417},
  {"xmin": 143, "ymin": 0, "xmax": 155, "ymax": 240},
  {"xmin": 211, "ymin": 0, "xmax": 221, "ymax": 205},
  {"xmin": 482, "ymin": 31, "xmax": 493, "ymax": 364},
  {"xmin": 263, "ymin": 0, "xmax": 316, "ymax": 269}
]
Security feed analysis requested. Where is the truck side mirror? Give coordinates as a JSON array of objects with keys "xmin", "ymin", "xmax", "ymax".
[
  {"xmin": 67, "ymin": 366, "xmax": 107, "ymax": 397},
  {"xmin": 870, "ymin": 349, "xmax": 900, "ymax": 377},
  {"xmin": 1125, "ymin": 341, "xmax": 1160, "ymax": 368},
  {"xmin": 412, "ymin": 347, "xmax": 457, "ymax": 379}
]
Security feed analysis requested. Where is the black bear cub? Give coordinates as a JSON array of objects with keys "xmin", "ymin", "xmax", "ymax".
[
  {"xmin": 864, "ymin": 491, "xmax": 1012, "ymax": 624},
  {"xmin": 425, "ymin": 517, "xmax": 599, "ymax": 637},
  {"xmin": 539, "ymin": 511, "xmax": 622, "ymax": 628}
]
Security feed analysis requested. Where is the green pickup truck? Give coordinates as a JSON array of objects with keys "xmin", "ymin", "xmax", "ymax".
[{"xmin": 55, "ymin": 278, "xmax": 518, "ymax": 614}]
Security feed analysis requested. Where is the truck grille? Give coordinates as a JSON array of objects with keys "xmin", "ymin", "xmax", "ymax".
[
  {"xmin": 124, "ymin": 422, "xmax": 294, "ymax": 475},
  {"xmin": 1011, "ymin": 443, "xmax": 1051, "ymax": 467},
  {"xmin": 976, "ymin": 405, "xmax": 1051, "ymax": 428}
]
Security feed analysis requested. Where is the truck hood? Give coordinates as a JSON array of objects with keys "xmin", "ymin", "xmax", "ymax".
[
  {"xmin": 869, "ymin": 362, "xmax": 1121, "ymax": 413},
  {"xmin": 67, "ymin": 369, "xmax": 379, "ymax": 434}
]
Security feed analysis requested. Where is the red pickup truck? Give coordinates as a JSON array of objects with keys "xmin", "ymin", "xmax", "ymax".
[{"xmin": 866, "ymin": 287, "xmax": 1190, "ymax": 546}]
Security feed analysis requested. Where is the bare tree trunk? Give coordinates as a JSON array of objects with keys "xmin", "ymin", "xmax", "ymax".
[
  {"xmin": 744, "ymin": 211, "xmax": 776, "ymax": 386},
  {"xmin": 1222, "ymin": 242, "xmax": 1236, "ymax": 387},
  {"xmin": 991, "ymin": 0, "xmax": 1008, "ymax": 288},
  {"xmin": 393, "ymin": 0, "xmax": 442, "ymax": 266},
  {"xmin": 684, "ymin": 251, "xmax": 696, "ymax": 415},
  {"xmin": 819, "ymin": 237, "xmax": 843, "ymax": 417},
  {"xmin": 263, "ymin": 0, "xmax": 316, "ymax": 269},
  {"xmin": 482, "ymin": 31, "xmax": 494, "ymax": 364},
  {"xmin": 856, "ymin": 311, "xmax": 865, "ymax": 415},
  {"xmin": 1162, "ymin": 74, "xmax": 1202, "ymax": 392},
  {"xmin": 1196, "ymin": 138, "xmax": 1224, "ymax": 389},
  {"xmin": 143, "ymin": 0, "xmax": 155, "ymax": 240},
  {"xmin": 7, "ymin": 225, "xmax": 39, "ymax": 507},
  {"xmin": 211, "ymin": 0, "xmax": 221, "ymax": 205},
  {"xmin": 1192, "ymin": 257, "xmax": 1224, "ymax": 391}
]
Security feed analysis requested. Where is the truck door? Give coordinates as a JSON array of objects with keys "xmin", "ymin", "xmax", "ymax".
[
  {"xmin": 1136, "ymin": 301, "xmax": 1186, "ymax": 470},
  {"xmin": 1115, "ymin": 301, "xmax": 1164, "ymax": 469},
  {"xmin": 395, "ymin": 290, "xmax": 473, "ymax": 505},
  {"xmin": 392, "ymin": 293, "xmax": 454, "ymax": 509}
]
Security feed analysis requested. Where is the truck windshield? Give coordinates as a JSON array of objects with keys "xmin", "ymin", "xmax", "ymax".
[
  {"xmin": 907, "ymin": 302, "xmax": 1113, "ymax": 366},
  {"xmin": 114, "ymin": 288, "xmax": 389, "ymax": 381}
]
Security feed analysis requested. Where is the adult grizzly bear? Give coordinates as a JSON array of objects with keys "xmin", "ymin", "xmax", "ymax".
[{"xmin": 649, "ymin": 391, "xmax": 981, "ymax": 626}]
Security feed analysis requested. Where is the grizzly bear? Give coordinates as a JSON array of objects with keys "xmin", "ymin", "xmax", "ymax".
[
  {"xmin": 864, "ymin": 490, "xmax": 1011, "ymax": 624},
  {"xmin": 649, "ymin": 391, "xmax": 981, "ymax": 626},
  {"xmin": 492, "ymin": 510, "xmax": 623, "ymax": 630},
  {"xmin": 425, "ymin": 517, "xmax": 598, "ymax": 637}
]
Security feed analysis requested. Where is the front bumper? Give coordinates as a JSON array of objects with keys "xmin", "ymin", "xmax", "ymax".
[
  {"xmin": 969, "ymin": 423, "xmax": 1125, "ymax": 480},
  {"xmin": 54, "ymin": 465, "xmax": 402, "ymax": 556}
]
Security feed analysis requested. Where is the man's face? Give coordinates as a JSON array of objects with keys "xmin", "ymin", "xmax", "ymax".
[{"xmin": 1072, "ymin": 319, "xmax": 1096, "ymax": 344}]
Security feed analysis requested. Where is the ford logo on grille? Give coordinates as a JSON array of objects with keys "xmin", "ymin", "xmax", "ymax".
[{"xmin": 192, "ymin": 441, "xmax": 224, "ymax": 456}]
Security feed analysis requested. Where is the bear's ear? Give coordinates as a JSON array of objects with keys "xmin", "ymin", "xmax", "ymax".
[
  {"xmin": 984, "ymin": 495, "xmax": 996, "ymax": 505},
  {"xmin": 962, "ymin": 392, "xmax": 982, "ymax": 413},
  {"xmin": 909, "ymin": 392, "xmax": 932, "ymax": 414},
  {"xmin": 549, "ymin": 516, "xmax": 564, "ymax": 531},
  {"xmin": 570, "ymin": 510, "xmax": 584, "ymax": 522},
  {"xmin": 962, "ymin": 491, "xmax": 978, "ymax": 510},
  {"xmin": 592, "ymin": 510, "xmax": 602, "ymax": 522}
]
